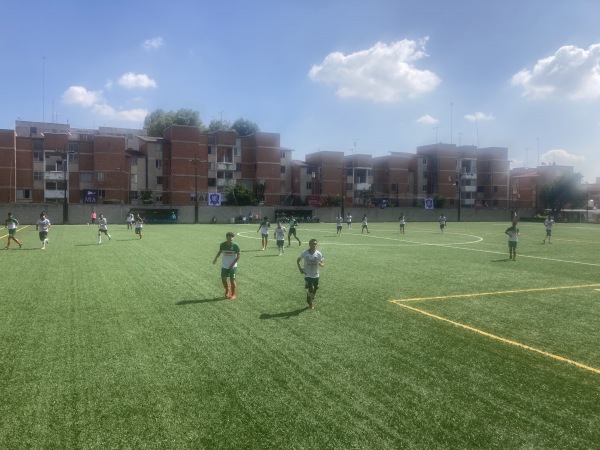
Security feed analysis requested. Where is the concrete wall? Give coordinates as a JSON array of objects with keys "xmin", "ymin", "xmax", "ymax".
[{"xmin": 0, "ymin": 203, "xmax": 528, "ymax": 225}]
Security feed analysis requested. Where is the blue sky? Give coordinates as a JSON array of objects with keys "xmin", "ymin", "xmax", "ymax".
[{"xmin": 2, "ymin": 0, "xmax": 600, "ymax": 182}]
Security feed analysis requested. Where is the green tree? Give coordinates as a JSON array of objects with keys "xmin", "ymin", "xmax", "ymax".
[
  {"xmin": 144, "ymin": 108, "xmax": 204, "ymax": 137},
  {"xmin": 231, "ymin": 118, "xmax": 260, "ymax": 136},
  {"xmin": 207, "ymin": 119, "xmax": 231, "ymax": 133},
  {"xmin": 539, "ymin": 173, "xmax": 586, "ymax": 214},
  {"xmin": 139, "ymin": 189, "xmax": 154, "ymax": 204},
  {"xmin": 225, "ymin": 183, "xmax": 258, "ymax": 206},
  {"xmin": 433, "ymin": 193, "xmax": 446, "ymax": 208}
]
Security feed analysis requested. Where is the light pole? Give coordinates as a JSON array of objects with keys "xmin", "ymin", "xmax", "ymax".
[
  {"xmin": 455, "ymin": 173, "xmax": 462, "ymax": 222},
  {"xmin": 62, "ymin": 146, "xmax": 68, "ymax": 224}
]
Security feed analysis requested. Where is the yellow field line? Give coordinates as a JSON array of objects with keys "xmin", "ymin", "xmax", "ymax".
[
  {"xmin": 390, "ymin": 284, "xmax": 600, "ymax": 302},
  {"xmin": 1, "ymin": 225, "xmax": 31, "ymax": 239},
  {"xmin": 394, "ymin": 302, "xmax": 600, "ymax": 375}
]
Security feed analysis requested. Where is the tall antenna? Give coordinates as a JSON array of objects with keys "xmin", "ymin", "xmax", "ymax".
[
  {"xmin": 433, "ymin": 126, "xmax": 441, "ymax": 142},
  {"xmin": 42, "ymin": 56, "xmax": 46, "ymax": 123},
  {"xmin": 450, "ymin": 102, "xmax": 453, "ymax": 144},
  {"xmin": 537, "ymin": 137, "xmax": 540, "ymax": 167},
  {"xmin": 475, "ymin": 115, "xmax": 480, "ymax": 148}
]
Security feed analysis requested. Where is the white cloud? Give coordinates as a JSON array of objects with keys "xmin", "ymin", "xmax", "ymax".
[
  {"xmin": 118, "ymin": 72, "xmax": 157, "ymax": 89},
  {"xmin": 540, "ymin": 149, "xmax": 585, "ymax": 165},
  {"xmin": 308, "ymin": 39, "xmax": 441, "ymax": 102},
  {"xmin": 105, "ymin": 79, "xmax": 113, "ymax": 91},
  {"xmin": 464, "ymin": 112, "xmax": 495, "ymax": 122},
  {"xmin": 511, "ymin": 43, "xmax": 600, "ymax": 100},
  {"xmin": 61, "ymin": 85, "xmax": 147, "ymax": 123},
  {"xmin": 142, "ymin": 37, "xmax": 164, "ymax": 50},
  {"xmin": 62, "ymin": 86, "xmax": 104, "ymax": 107},
  {"xmin": 416, "ymin": 114, "xmax": 439, "ymax": 125}
]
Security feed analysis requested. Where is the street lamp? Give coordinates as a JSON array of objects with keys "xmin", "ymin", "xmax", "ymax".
[
  {"xmin": 62, "ymin": 146, "xmax": 69, "ymax": 224},
  {"xmin": 455, "ymin": 173, "xmax": 462, "ymax": 222}
]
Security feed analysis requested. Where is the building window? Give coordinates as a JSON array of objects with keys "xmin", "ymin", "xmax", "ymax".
[
  {"xmin": 68, "ymin": 153, "xmax": 78, "ymax": 164},
  {"xmin": 155, "ymin": 194, "xmax": 163, "ymax": 202},
  {"xmin": 208, "ymin": 178, "xmax": 216, "ymax": 187},
  {"xmin": 208, "ymin": 146, "xmax": 215, "ymax": 155},
  {"xmin": 130, "ymin": 191, "xmax": 139, "ymax": 200},
  {"xmin": 130, "ymin": 157, "xmax": 138, "ymax": 166},
  {"xmin": 280, "ymin": 166, "xmax": 286, "ymax": 174},
  {"xmin": 98, "ymin": 189, "xmax": 106, "ymax": 198},
  {"xmin": 190, "ymin": 192, "xmax": 197, "ymax": 202},
  {"xmin": 34, "ymin": 171, "xmax": 44, "ymax": 181},
  {"xmin": 156, "ymin": 176, "xmax": 163, "ymax": 185},
  {"xmin": 156, "ymin": 160, "xmax": 162, "ymax": 169},
  {"xmin": 423, "ymin": 172, "xmax": 428, "ymax": 179},
  {"xmin": 346, "ymin": 183, "xmax": 352, "ymax": 191},
  {"xmin": 306, "ymin": 182, "xmax": 312, "ymax": 190},
  {"xmin": 422, "ymin": 158, "xmax": 427, "ymax": 165},
  {"xmin": 234, "ymin": 147, "xmax": 241, "ymax": 157},
  {"xmin": 69, "ymin": 142, "xmax": 78, "ymax": 153},
  {"xmin": 17, "ymin": 189, "xmax": 31, "ymax": 199},
  {"xmin": 130, "ymin": 173, "xmax": 137, "ymax": 184},
  {"xmin": 392, "ymin": 183, "xmax": 398, "ymax": 193},
  {"xmin": 280, "ymin": 150, "xmax": 287, "ymax": 159},
  {"xmin": 33, "ymin": 151, "xmax": 44, "ymax": 162},
  {"xmin": 33, "ymin": 139, "xmax": 43, "ymax": 151},
  {"xmin": 81, "ymin": 172, "xmax": 93, "ymax": 182},
  {"xmin": 281, "ymin": 180, "xmax": 286, "ymax": 188},
  {"xmin": 97, "ymin": 171, "xmax": 106, "ymax": 181},
  {"xmin": 422, "ymin": 185, "xmax": 427, "ymax": 192},
  {"xmin": 494, "ymin": 185, "xmax": 498, "ymax": 193},
  {"xmin": 307, "ymin": 167, "xmax": 313, "ymax": 175}
]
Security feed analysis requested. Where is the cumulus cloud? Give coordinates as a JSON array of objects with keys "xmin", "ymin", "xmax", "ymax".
[
  {"xmin": 416, "ymin": 114, "xmax": 439, "ymax": 125},
  {"xmin": 61, "ymin": 85, "xmax": 147, "ymax": 123},
  {"xmin": 142, "ymin": 37, "xmax": 164, "ymax": 50},
  {"xmin": 118, "ymin": 72, "xmax": 157, "ymax": 89},
  {"xmin": 511, "ymin": 43, "xmax": 600, "ymax": 100},
  {"xmin": 464, "ymin": 112, "xmax": 495, "ymax": 122},
  {"xmin": 308, "ymin": 39, "xmax": 441, "ymax": 102},
  {"xmin": 540, "ymin": 149, "xmax": 585, "ymax": 165}
]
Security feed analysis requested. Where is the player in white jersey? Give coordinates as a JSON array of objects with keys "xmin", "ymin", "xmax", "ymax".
[
  {"xmin": 273, "ymin": 221, "xmax": 287, "ymax": 255},
  {"xmin": 399, "ymin": 214, "xmax": 406, "ymax": 234},
  {"xmin": 297, "ymin": 239, "xmax": 324, "ymax": 309},
  {"xmin": 36, "ymin": 213, "xmax": 51, "ymax": 249},
  {"xmin": 346, "ymin": 213, "xmax": 352, "ymax": 229},
  {"xmin": 542, "ymin": 216, "xmax": 555, "ymax": 244},
  {"xmin": 336, "ymin": 214, "xmax": 343, "ymax": 236},
  {"xmin": 256, "ymin": 217, "xmax": 270, "ymax": 250},
  {"xmin": 439, "ymin": 214, "xmax": 447, "ymax": 233},
  {"xmin": 505, "ymin": 221, "xmax": 520, "ymax": 261},
  {"xmin": 134, "ymin": 215, "xmax": 144, "ymax": 239},
  {"xmin": 97, "ymin": 214, "xmax": 112, "ymax": 244}
]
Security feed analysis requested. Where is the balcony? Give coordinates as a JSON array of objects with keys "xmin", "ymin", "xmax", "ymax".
[
  {"xmin": 460, "ymin": 172, "xmax": 477, "ymax": 180},
  {"xmin": 45, "ymin": 190, "xmax": 66, "ymax": 199},
  {"xmin": 45, "ymin": 171, "xmax": 66, "ymax": 180},
  {"xmin": 216, "ymin": 162, "xmax": 236, "ymax": 171},
  {"xmin": 462, "ymin": 185, "xmax": 477, "ymax": 193},
  {"xmin": 216, "ymin": 179, "xmax": 235, "ymax": 186}
]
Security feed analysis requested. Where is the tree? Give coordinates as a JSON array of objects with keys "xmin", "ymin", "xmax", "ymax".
[
  {"xmin": 539, "ymin": 173, "xmax": 586, "ymax": 214},
  {"xmin": 144, "ymin": 108, "xmax": 204, "ymax": 137},
  {"xmin": 225, "ymin": 183, "xmax": 258, "ymax": 206},
  {"xmin": 206, "ymin": 119, "xmax": 231, "ymax": 133},
  {"xmin": 139, "ymin": 189, "xmax": 154, "ymax": 204},
  {"xmin": 433, "ymin": 193, "xmax": 446, "ymax": 209},
  {"xmin": 231, "ymin": 118, "xmax": 260, "ymax": 136}
]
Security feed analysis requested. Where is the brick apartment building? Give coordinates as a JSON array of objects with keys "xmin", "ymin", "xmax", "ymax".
[{"xmin": 1, "ymin": 120, "xmax": 594, "ymax": 213}]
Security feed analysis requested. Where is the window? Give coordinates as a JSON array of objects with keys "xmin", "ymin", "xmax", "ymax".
[
  {"xmin": 34, "ymin": 171, "xmax": 44, "ymax": 181},
  {"xmin": 190, "ymin": 192, "xmax": 197, "ymax": 202},
  {"xmin": 306, "ymin": 182, "xmax": 312, "ymax": 190},
  {"xmin": 280, "ymin": 150, "xmax": 287, "ymax": 159},
  {"xmin": 208, "ymin": 178, "xmax": 216, "ymax": 187},
  {"xmin": 346, "ymin": 183, "xmax": 352, "ymax": 191},
  {"xmin": 423, "ymin": 172, "xmax": 428, "ymax": 179},
  {"xmin": 234, "ymin": 147, "xmax": 241, "ymax": 157},
  {"xmin": 392, "ymin": 183, "xmax": 398, "ymax": 193},
  {"xmin": 155, "ymin": 194, "xmax": 163, "ymax": 202},
  {"xmin": 69, "ymin": 142, "xmax": 78, "ymax": 153},
  {"xmin": 422, "ymin": 158, "xmax": 427, "ymax": 165},
  {"xmin": 68, "ymin": 153, "xmax": 78, "ymax": 164},
  {"xmin": 33, "ymin": 151, "xmax": 44, "ymax": 162},
  {"xmin": 156, "ymin": 160, "xmax": 162, "ymax": 169},
  {"xmin": 280, "ymin": 180, "xmax": 286, "ymax": 188},
  {"xmin": 98, "ymin": 189, "xmax": 106, "ymax": 199},
  {"xmin": 208, "ymin": 162, "xmax": 215, "ymax": 170},
  {"xmin": 130, "ymin": 157, "xmax": 138, "ymax": 166},
  {"xmin": 17, "ymin": 189, "xmax": 31, "ymax": 199},
  {"xmin": 307, "ymin": 167, "xmax": 313, "ymax": 175},
  {"xmin": 130, "ymin": 191, "xmax": 139, "ymax": 200},
  {"xmin": 156, "ymin": 176, "xmax": 163, "ymax": 185},
  {"xmin": 130, "ymin": 173, "xmax": 137, "ymax": 184},
  {"xmin": 493, "ymin": 186, "xmax": 498, "ymax": 193},
  {"xmin": 97, "ymin": 171, "xmax": 106, "ymax": 181},
  {"xmin": 422, "ymin": 185, "xmax": 427, "ymax": 192},
  {"xmin": 33, "ymin": 139, "xmax": 43, "ymax": 150},
  {"xmin": 280, "ymin": 166, "xmax": 286, "ymax": 174},
  {"xmin": 208, "ymin": 146, "xmax": 215, "ymax": 155},
  {"xmin": 81, "ymin": 172, "xmax": 93, "ymax": 182}
]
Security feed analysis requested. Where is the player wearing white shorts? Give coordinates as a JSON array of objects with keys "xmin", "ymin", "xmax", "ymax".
[{"xmin": 297, "ymin": 239, "xmax": 324, "ymax": 309}]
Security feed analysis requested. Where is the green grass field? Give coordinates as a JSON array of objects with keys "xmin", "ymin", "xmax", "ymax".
[{"xmin": 1, "ymin": 220, "xmax": 599, "ymax": 449}]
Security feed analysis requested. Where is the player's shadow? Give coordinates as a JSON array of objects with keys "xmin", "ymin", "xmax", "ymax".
[
  {"xmin": 491, "ymin": 258, "xmax": 513, "ymax": 262},
  {"xmin": 175, "ymin": 297, "xmax": 225, "ymax": 305},
  {"xmin": 255, "ymin": 254, "xmax": 280, "ymax": 257},
  {"xmin": 259, "ymin": 307, "xmax": 310, "ymax": 319}
]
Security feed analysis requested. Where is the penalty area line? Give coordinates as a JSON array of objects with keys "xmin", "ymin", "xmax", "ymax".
[
  {"xmin": 389, "ymin": 283, "xmax": 600, "ymax": 302},
  {"xmin": 393, "ymin": 302, "xmax": 600, "ymax": 375}
]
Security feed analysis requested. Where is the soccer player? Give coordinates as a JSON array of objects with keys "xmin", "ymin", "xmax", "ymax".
[
  {"xmin": 542, "ymin": 215, "xmax": 555, "ymax": 244},
  {"xmin": 4, "ymin": 212, "xmax": 23, "ymax": 249},
  {"xmin": 97, "ymin": 214, "xmax": 112, "ymax": 244},
  {"xmin": 399, "ymin": 214, "xmax": 406, "ymax": 234},
  {"xmin": 346, "ymin": 213, "xmax": 352, "ymax": 230},
  {"xmin": 134, "ymin": 214, "xmax": 144, "ymax": 239},
  {"xmin": 273, "ymin": 221, "xmax": 287, "ymax": 255},
  {"xmin": 213, "ymin": 232, "xmax": 241, "ymax": 299},
  {"xmin": 36, "ymin": 213, "xmax": 51, "ymax": 250},
  {"xmin": 505, "ymin": 220, "xmax": 520, "ymax": 261},
  {"xmin": 126, "ymin": 212, "xmax": 134, "ymax": 230},
  {"xmin": 297, "ymin": 239, "xmax": 324, "ymax": 310},
  {"xmin": 439, "ymin": 214, "xmax": 447, "ymax": 233},
  {"xmin": 361, "ymin": 214, "xmax": 369, "ymax": 234},
  {"xmin": 257, "ymin": 216, "xmax": 270, "ymax": 250},
  {"xmin": 336, "ymin": 214, "xmax": 343, "ymax": 236},
  {"xmin": 287, "ymin": 216, "xmax": 301, "ymax": 247}
]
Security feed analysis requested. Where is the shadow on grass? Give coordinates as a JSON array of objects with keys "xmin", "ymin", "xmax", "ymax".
[
  {"xmin": 176, "ymin": 297, "xmax": 225, "ymax": 305},
  {"xmin": 259, "ymin": 307, "xmax": 310, "ymax": 319},
  {"xmin": 254, "ymin": 254, "xmax": 281, "ymax": 257},
  {"xmin": 491, "ymin": 258, "xmax": 513, "ymax": 262}
]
